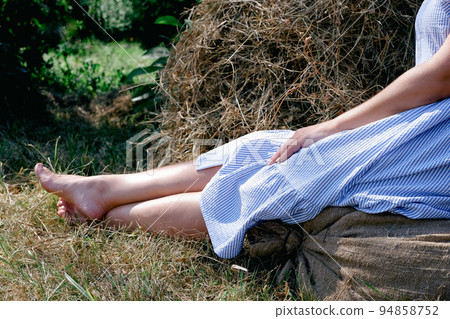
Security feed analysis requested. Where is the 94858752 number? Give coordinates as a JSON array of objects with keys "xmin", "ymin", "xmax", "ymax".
[{"xmin": 379, "ymin": 305, "xmax": 438, "ymax": 316}]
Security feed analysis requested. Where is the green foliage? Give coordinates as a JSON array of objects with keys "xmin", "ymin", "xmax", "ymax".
[
  {"xmin": 130, "ymin": 0, "xmax": 198, "ymax": 48},
  {"xmin": 75, "ymin": 0, "xmax": 197, "ymax": 46},
  {"xmin": 155, "ymin": 15, "xmax": 184, "ymax": 27},
  {"xmin": 127, "ymin": 19, "xmax": 176, "ymax": 106},
  {"xmin": 0, "ymin": 0, "xmax": 71, "ymax": 73},
  {"xmin": 0, "ymin": 0, "xmax": 197, "ymax": 120},
  {"xmin": 81, "ymin": 0, "xmax": 139, "ymax": 32},
  {"xmin": 0, "ymin": 0, "xmax": 75, "ymax": 120},
  {"xmin": 40, "ymin": 38, "xmax": 148, "ymax": 94}
]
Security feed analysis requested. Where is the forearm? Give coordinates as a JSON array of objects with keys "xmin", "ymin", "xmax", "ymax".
[
  {"xmin": 328, "ymin": 37, "xmax": 450, "ymax": 133},
  {"xmin": 269, "ymin": 35, "xmax": 450, "ymax": 164}
]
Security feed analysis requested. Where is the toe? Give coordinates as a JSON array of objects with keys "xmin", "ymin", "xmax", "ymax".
[
  {"xmin": 35, "ymin": 164, "xmax": 58, "ymax": 192},
  {"xmin": 34, "ymin": 163, "xmax": 43, "ymax": 174},
  {"xmin": 34, "ymin": 163, "xmax": 51, "ymax": 179},
  {"xmin": 58, "ymin": 199, "xmax": 69, "ymax": 207},
  {"xmin": 57, "ymin": 207, "xmax": 66, "ymax": 217},
  {"xmin": 57, "ymin": 202, "xmax": 84, "ymax": 225}
]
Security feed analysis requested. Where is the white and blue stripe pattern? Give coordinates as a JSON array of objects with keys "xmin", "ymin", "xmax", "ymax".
[
  {"xmin": 415, "ymin": 0, "xmax": 450, "ymax": 65},
  {"xmin": 196, "ymin": 0, "xmax": 450, "ymax": 259}
]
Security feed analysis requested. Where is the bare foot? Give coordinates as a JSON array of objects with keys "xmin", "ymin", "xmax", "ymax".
[
  {"xmin": 57, "ymin": 198, "xmax": 86, "ymax": 224},
  {"xmin": 35, "ymin": 163, "xmax": 110, "ymax": 221}
]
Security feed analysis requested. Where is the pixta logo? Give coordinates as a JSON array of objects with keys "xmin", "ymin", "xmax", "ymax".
[
  {"xmin": 126, "ymin": 129, "xmax": 171, "ymax": 172},
  {"xmin": 126, "ymin": 129, "xmax": 223, "ymax": 172}
]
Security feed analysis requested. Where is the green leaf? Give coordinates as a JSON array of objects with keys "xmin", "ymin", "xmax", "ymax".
[
  {"xmin": 64, "ymin": 273, "xmax": 96, "ymax": 301},
  {"xmin": 154, "ymin": 15, "xmax": 182, "ymax": 27},
  {"xmin": 151, "ymin": 56, "xmax": 168, "ymax": 67},
  {"xmin": 127, "ymin": 65, "xmax": 163, "ymax": 82}
]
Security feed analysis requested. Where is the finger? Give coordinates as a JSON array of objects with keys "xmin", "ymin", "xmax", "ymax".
[
  {"xmin": 271, "ymin": 145, "xmax": 290, "ymax": 164},
  {"xmin": 277, "ymin": 148, "xmax": 290, "ymax": 163},
  {"xmin": 269, "ymin": 141, "xmax": 294, "ymax": 165},
  {"xmin": 278, "ymin": 143, "xmax": 301, "ymax": 164},
  {"xmin": 268, "ymin": 136, "xmax": 302, "ymax": 165},
  {"xmin": 269, "ymin": 143, "xmax": 289, "ymax": 164},
  {"xmin": 267, "ymin": 149, "xmax": 282, "ymax": 165}
]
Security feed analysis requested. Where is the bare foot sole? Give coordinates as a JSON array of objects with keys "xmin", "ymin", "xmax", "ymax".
[{"xmin": 35, "ymin": 163, "xmax": 110, "ymax": 222}]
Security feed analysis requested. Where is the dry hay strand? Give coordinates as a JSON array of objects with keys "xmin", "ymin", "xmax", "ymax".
[{"xmin": 158, "ymin": 0, "xmax": 420, "ymax": 163}]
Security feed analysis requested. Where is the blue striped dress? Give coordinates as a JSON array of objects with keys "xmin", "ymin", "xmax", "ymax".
[{"xmin": 195, "ymin": 0, "xmax": 450, "ymax": 259}]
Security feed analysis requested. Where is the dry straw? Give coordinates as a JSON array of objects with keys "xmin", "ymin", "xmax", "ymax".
[{"xmin": 158, "ymin": 0, "xmax": 420, "ymax": 163}]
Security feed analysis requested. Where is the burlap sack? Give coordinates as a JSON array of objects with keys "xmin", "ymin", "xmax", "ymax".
[{"xmin": 247, "ymin": 207, "xmax": 450, "ymax": 300}]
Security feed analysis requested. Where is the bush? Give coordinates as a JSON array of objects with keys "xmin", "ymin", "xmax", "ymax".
[
  {"xmin": 0, "ymin": 0, "xmax": 74, "ymax": 120},
  {"xmin": 76, "ymin": 0, "xmax": 198, "ymax": 47},
  {"xmin": 132, "ymin": 0, "xmax": 198, "ymax": 48},
  {"xmin": 0, "ymin": 0, "xmax": 197, "ymax": 121},
  {"xmin": 83, "ymin": 0, "xmax": 138, "ymax": 32}
]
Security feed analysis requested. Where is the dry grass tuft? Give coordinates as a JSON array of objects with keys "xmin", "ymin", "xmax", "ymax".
[{"xmin": 158, "ymin": 0, "xmax": 419, "ymax": 162}]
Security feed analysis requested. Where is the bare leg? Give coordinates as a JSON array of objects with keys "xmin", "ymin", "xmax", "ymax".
[
  {"xmin": 104, "ymin": 192, "xmax": 206, "ymax": 239},
  {"xmin": 34, "ymin": 162, "xmax": 221, "ymax": 220}
]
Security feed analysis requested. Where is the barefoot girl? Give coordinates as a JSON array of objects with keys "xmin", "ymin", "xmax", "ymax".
[{"xmin": 36, "ymin": 0, "xmax": 450, "ymax": 258}]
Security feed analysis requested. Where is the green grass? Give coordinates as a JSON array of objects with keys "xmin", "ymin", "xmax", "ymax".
[{"xmin": 41, "ymin": 38, "xmax": 154, "ymax": 94}]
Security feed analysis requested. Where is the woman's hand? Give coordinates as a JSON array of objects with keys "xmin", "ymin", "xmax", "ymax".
[{"xmin": 267, "ymin": 121, "xmax": 337, "ymax": 164}]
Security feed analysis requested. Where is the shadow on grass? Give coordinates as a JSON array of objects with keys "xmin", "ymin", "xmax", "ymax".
[{"xmin": 0, "ymin": 87, "xmax": 158, "ymax": 185}]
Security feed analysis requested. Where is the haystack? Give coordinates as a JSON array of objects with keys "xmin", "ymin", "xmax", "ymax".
[{"xmin": 158, "ymin": 0, "xmax": 419, "ymax": 161}]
